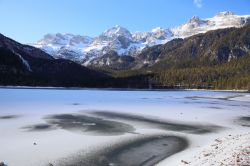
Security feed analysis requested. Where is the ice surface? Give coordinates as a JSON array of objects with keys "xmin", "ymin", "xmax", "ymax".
[{"xmin": 0, "ymin": 89, "xmax": 250, "ymax": 166}]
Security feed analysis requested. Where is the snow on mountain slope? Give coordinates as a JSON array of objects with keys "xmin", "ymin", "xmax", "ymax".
[
  {"xmin": 133, "ymin": 27, "xmax": 174, "ymax": 46},
  {"xmin": 33, "ymin": 33, "xmax": 93, "ymax": 62},
  {"xmin": 85, "ymin": 25, "xmax": 133, "ymax": 55},
  {"xmin": 31, "ymin": 11, "xmax": 250, "ymax": 66},
  {"xmin": 172, "ymin": 11, "xmax": 250, "ymax": 38}
]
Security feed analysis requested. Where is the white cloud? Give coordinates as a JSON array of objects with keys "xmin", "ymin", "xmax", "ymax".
[{"xmin": 194, "ymin": 0, "xmax": 203, "ymax": 8}]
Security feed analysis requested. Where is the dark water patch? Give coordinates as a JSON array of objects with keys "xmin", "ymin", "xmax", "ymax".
[
  {"xmin": 186, "ymin": 97, "xmax": 198, "ymax": 100},
  {"xmin": 66, "ymin": 103, "xmax": 84, "ymax": 106},
  {"xmin": 241, "ymin": 117, "xmax": 250, "ymax": 121},
  {"xmin": 183, "ymin": 101, "xmax": 214, "ymax": 104},
  {"xmin": 155, "ymin": 97, "xmax": 164, "ymax": 100},
  {"xmin": 54, "ymin": 135, "xmax": 188, "ymax": 166},
  {"xmin": 140, "ymin": 97, "xmax": 164, "ymax": 100},
  {"xmin": 90, "ymin": 111, "xmax": 222, "ymax": 134},
  {"xmin": 0, "ymin": 115, "xmax": 19, "ymax": 120},
  {"xmin": 184, "ymin": 98, "xmax": 250, "ymax": 109},
  {"xmin": 183, "ymin": 101, "xmax": 190, "ymax": 104},
  {"xmin": 45, "ymin": 114, "xmax": 135, "ymax": 136},
  {"xmin": 22, "ymin": 124, "xmax": 56, "ymax": 132},
  {"xmin": 183, "ymin": 100, "xmax": 220, "ymax": 105},
  {"xmin": 105, "ymin": 136, "xmax": 187, "ymax": 166},
  {"xmin": 0, "ymin": 161, "xmax": 7, "ymax": 166},
  {"xmin": 185, "ymin": 95, "xmax": 243, "ymax": 101},
  {"xmin": 238, "ymin": 117, "xmax": 250, "ymax": 127},
  {"xmin": 72, "ymin": 103, "xmax": 81, "ymax": 106},
  {"xmin": 207, "ymin": 106, "xmax": 223, "ymax": 109},
  {"xmin": 140, "ymin": 97, "xmax": 150, "ymax": 100}
]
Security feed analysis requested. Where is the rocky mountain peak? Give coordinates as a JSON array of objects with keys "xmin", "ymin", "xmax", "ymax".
[
  {"xmin": 101, "ymin": 25, "xmax": 132, "ymax": 39},
  {"xmin": 151, "ymin": 27, "xmax": 164, "ymax": 33},
  {"xmin": 188, "ymin": 16, "xmax": 202, "ymax": 23},
  {"xmin": 215, "ymin": 11, "xmax": 235, "ymax": 17}
]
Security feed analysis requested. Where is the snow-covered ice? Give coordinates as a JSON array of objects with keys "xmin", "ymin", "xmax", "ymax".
[{"xmin": 0, "ymin": 88, "xmax": 250, "ymax": 166}]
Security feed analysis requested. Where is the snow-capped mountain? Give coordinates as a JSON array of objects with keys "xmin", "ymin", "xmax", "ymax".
[
  {"xmin": 172, "ymin": 11, "xmax": 250, "ymax": 38},
  {"xmin": 133, "ymin": 27, "xmax": 174, "ymax": 46},
  {"xmin": 85, "ymin": 25, "xmax": 134, "ymax": 55},
  {"xmin": 31, "ymin": 11, "xmax": 250, "ymax": 66},
  {"xmin": 33, "ymin": 33, "xmax": 93, "ymax": 62}
]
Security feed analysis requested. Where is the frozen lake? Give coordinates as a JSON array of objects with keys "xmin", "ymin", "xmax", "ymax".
[{"xmin": 0, "ymin": 88, "xmax": 250, "ymax": 166}]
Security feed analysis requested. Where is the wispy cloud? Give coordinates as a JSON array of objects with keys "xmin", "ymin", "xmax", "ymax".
[{"xmin": 193, "ymin": 0, "xmax": 203, "ymax": 8}]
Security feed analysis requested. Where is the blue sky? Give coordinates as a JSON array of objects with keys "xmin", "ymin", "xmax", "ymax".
[{"xmin": 0, "ymin": 0, "xmax": 250, "ymax": 43}]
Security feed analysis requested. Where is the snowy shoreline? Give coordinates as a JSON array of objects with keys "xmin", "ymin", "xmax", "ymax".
[
  {"xmin": 0, "ymin": 85, "xmax": 249, "ymax": 93},
  {"xmin": 159, "ymin": 132, "xmax": 250, "ymax": 166},
  {"xmin": 189, "ymin": 132, "xmax": 250, "ymax": 165}
]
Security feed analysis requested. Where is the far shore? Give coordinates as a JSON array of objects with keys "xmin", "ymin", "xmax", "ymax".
[{"xmin": 0, "ymin": 85, "xmax": 249, "ymax": 93}]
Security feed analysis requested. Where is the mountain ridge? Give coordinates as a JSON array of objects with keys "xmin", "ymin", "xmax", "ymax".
[{"xmin": 31, "ymin": 11, "xmax": 250, "ymax": 68}]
